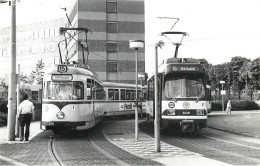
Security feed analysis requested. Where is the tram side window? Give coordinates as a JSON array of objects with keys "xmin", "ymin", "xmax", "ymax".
[
  {"xmin": 126, "ymin": 90, "xmax": 130, "ymax": 100},
  {"xmin": 108, "ymin": 89, "xmax": 114, "ymax": 100},
  {"xmin": 95, "ymin": 82, "xmax": 105, "ymax": 100},
  {"xmin": 114, "ymin": 89, "xmax": 119, "ymax": 100},
  {"xmin": 87, "ymin": 79, "xmax": 92, "ymax": 99},
  {"xmin": 120, "ymin": 89, "xmax": 125, "ymax": 100},
  {"xmin": 130, "ymin": 90, "xmax": 135, "ymax": 100},
  {"xmin": 108, "ymin": 89, "xmax": 119, "ymax": 100}
]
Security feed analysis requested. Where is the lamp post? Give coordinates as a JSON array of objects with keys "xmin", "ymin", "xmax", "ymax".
[
  {"xmin": 1, "ymin": 0, "xmax": 17, "ymax": 141},
  {"xmin": 220, "ymin": 81, "xmax": 225, "ymax": 112},
  {"xmin": 154, "ymin": 41, "xmax": 164, "ymax": 152},
  {"xmin": 129, "ymin": 40, "xmax": 144, "ymax": 141}
]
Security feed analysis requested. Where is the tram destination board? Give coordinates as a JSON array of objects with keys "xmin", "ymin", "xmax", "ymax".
[{"xmin": 166, "ymin": 64, "xmax": 205, "ymax": 73}]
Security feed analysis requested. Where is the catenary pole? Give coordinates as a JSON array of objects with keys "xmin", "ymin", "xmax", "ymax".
[
  {"xmin": 7, "ymin": 0, "xmax": 17, "ymax": 141},
  {"xmin": 154, "ymin": 43, "xmax": 160, "ymax": 152}
]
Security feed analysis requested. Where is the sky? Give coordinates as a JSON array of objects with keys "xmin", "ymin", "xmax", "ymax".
[
  {"xmin": 145, "ymin": 0, "xmax": 260, "ymax": 75},
  {"xmin": 1, "ymin": 0, "xmax": 260, "ymax": 76}
]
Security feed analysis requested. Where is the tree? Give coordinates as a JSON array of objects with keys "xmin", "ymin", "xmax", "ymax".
[
  {"xmin": 29, "ymin": 59, "xmax": 45, "ymax": 84},
  {"xmin": 230, "ymin": 56, "xmax": 250, "ymax": 100},
  {"xmin": 0, "ymin": 79, "xmax": 8, "ymax": 100}
]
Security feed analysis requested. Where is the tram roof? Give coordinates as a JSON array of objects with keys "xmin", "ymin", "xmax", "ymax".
[
  {"xmin": 103, "ymin": 82, "xmax": 142, "ymax": 89},
  {"xmin": 44, "ymin": 64, "xmax": 100, "ymax": 80}
]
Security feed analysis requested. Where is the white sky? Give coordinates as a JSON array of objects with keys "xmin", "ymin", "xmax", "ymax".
[
  {"xmin": 0, "ymin": 0, "xmax": 66, "ymax": 27},
  {"xmin": 1, "ymin": 0, "xmax": 260, "ymax": 76},
  {"xmin": 145, "ymin": 0, "xmax": 260, "ymax": 75}
]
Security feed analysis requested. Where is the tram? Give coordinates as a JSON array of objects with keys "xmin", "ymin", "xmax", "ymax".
[
  {"xmin": 103, "ymin": 82, "xmax": 145, "ymax": 116},
  {"xmin": 41, "ymin": 64, "xmax": 105, "ymax": 132},
  {"xmin": 145, "ymin": 57, "xmax": 211, "ymax": 132}
]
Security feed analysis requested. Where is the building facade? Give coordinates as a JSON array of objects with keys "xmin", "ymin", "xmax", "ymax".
[
  {"xmin": 0, "ymin": 0, "xmax": 145, "ymax": 84},
  {"xmin": 65, "ymin": 0, "xmax": 145, "ymax": 83},
  {"xmin": 0, "ymin": 19, "xmax": 65, "ymax": 79}
]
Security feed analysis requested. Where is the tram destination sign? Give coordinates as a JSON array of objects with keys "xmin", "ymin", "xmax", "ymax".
[
  {"xmin": 167, "ymin": 64, "xmax": 204, "ymax": 73},
  {"xmin": 52, "ymin": 74, "xmax": 73, "ymax": 81}
]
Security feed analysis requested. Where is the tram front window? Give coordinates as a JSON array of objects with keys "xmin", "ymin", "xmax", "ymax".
[
  {"xmin": 43, "ymin": 81, "xmax": 84, "ymax": 100},
  {"xmin": 164, "ymin": 74, "xmax": 205, "ymax": 99}
]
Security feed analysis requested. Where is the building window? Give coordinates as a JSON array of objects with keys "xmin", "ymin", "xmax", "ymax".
[
  {"xmin": 107, "ymin": 22, "xmax": 118, "ymax": 33},
  {"xmin": 107, "ymin": 61, "xmax": 117, "ymax": 72},
  {"xmin": 107, "ymin": 41, "xmax": 117, "ymax": 52},
  {"xmin": 106, "ymin": 2, "xmax": 117, "ymax": 13}
]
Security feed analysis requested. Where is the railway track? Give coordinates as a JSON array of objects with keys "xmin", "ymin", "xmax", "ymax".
[
  {"xmin": 138, "ymin": 120, "xmax": 260, "ymax": 165},
  {"xmin": 163, "ymin": 128, "xmax": 260, "ymax": 165},
  {"xmin": 47, "ymin": 131, "xmax": 129, "ymax": 166}
]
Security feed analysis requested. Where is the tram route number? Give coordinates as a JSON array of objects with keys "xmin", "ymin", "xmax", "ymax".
[{"xmin": 57, "ymin": 65, "xmax": 68, "ymax": 73}]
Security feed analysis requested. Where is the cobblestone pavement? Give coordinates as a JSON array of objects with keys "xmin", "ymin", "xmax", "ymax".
[
  {"xmin": 0, "ymin": 115, "xmax": 242, "ymax": 166},
  {"xmin": 102, "ymin": 119, "xmax": 231, "ymax": 166},
  {"xmin": 0, "ymin": 131, "xmax": 55, "ymax": 165}
]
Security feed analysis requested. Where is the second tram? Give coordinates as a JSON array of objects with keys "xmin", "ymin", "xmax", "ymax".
[
  {"xmin": 146, "ymin": 58, "xmax": 211, "ymax": 132},
  {"xmin": 103, "ymin": 82, "xmax": 145, "ymax": 116}
]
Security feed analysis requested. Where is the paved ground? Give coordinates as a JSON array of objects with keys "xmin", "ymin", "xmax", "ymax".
[{"xmin": 0, "ymin": 110, "xmax": 259, "ymax": 166}]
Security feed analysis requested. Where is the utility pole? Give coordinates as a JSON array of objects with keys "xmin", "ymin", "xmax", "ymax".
[
  {"xmin": 154, "ymin": 41, "xmax": 164, "ymax": 152},
  {"xmin": 7, "ymin": 0, "xmax": 17, "ymax": 141}
]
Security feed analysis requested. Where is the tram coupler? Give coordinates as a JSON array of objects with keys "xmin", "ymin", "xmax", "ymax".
[{"xmin": 180, "ymin": 120, "xmax": 195, "ymax": 133}]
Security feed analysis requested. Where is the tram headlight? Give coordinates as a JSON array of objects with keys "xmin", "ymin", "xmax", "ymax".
[
  {"xmin": 56, "ymin": 111, "xmax": 65, "ymax": 119},
  {"xmin": 196, "ymin": 109, "xmax": 204, "ymax": 115},
  {"xmin": 167, "ymin": 109, "xmax": 176, "ymax": 115}
]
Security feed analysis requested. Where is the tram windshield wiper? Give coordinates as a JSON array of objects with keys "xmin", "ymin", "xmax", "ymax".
[{"xmin": 167, "ymin": 91, "xmax": 177, "ymax": 102}]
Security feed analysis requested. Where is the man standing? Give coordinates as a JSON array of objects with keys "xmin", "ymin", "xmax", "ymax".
[{"xmin": 17, "ymin": 94, "xmax": 35, "ymax": 141}]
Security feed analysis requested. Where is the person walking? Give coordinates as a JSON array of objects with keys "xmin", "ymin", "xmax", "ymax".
[
  {"xmin": 226, "ymin": 100, "xmax": 232, "ymax": 114},
  {"xmin": 17, "ymin": 94, "xmax": 35, "ymax": 141}
]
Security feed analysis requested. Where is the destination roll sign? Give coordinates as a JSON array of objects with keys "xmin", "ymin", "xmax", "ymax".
[{"xmin": 166, "ymin": 64, "xmax": 205, "ymax": 73}]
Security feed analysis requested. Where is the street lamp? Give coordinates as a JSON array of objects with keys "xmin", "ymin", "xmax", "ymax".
[
  {"xmin": 129, "ymin": 40, "xmax": 144, "ymax": 141},
  {"xmin": 220, "ymin": 81, "xmax": 225, "ymax": 112},
  {"xmin": 1, "ymin": 0, "xmax": 17, "ymax": 141}
]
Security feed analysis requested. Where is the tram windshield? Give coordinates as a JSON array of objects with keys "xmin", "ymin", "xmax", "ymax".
[
  {"xmin": 164, "ymin": 74, "xmax": 205, "ymax": 98},
  {"xmin": 43, "ymin": 81, "xmax": 84, "ymax": 100}
]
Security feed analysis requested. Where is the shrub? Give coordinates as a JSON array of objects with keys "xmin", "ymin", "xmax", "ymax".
[
  {"xmin": 212, "ymin": 100, "xmax": 260, "ymax": 111},
  {"xmin": 0, "ymin": 100, "xmax": 8, "ymax": 114},
  {"xmin": 0, "ymin": 112, "xmax": 7, "ymax": 126}
]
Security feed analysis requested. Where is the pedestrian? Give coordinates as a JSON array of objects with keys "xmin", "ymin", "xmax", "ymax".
[
  {"xmin": 17, "ymin": 94, "xmax": 35, "ymax": 141},
  {"xmin": 226, "ymin": 100, "xmax": 232, "ymax": 114}
]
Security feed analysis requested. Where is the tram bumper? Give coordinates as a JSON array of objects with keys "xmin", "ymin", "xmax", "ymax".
[{"xmin": 180, "ymin": 120, "xmax": 195, "ymax": 133}]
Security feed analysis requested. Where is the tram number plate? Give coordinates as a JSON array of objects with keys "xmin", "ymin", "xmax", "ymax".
[
  {"xmin": 57, "ymin": 65, "xmax": 68, "ymax": 73},
  {"xmin": 182, "ymin": 111, "xmax": 190, "ymax": 115}
]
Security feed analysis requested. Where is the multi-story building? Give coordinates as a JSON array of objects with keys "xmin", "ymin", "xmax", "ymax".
[
  {"xmin": 0, "ymin": 18, "xmax": 65, "ymax": 79},
  {"xmin": 0, "ymin": 0, "xmax": 145, "ymax": 84},
  {"xmin": 65, "ymin": 0, "xmax": 145, "ymax": 83}
]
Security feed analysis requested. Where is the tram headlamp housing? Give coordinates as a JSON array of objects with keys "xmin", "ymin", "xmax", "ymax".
[
  {"xmin": 196, "ymin": 109, "xmax": 205, "ymax": 115},
  {"xmin": 56, "ymin": 111, "xmax": 65, "ymax": 119},
  {"xmin": 167, "ymin": 109, "xmax": 176, "ymax": 115}
]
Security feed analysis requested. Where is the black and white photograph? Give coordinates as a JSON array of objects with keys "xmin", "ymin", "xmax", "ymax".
[{"xmin": 0, "ymin": 0, "xmax": 260, "ymax": 165}]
